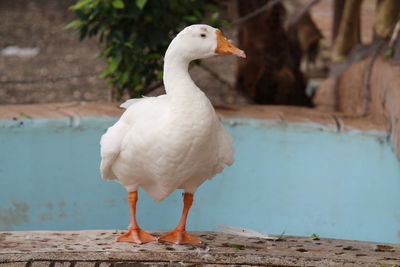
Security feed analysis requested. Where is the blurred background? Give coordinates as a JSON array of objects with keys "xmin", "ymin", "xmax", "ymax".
[{"xmin": 1, "ymin": 0, "xmax": 398, "ymax": 107}]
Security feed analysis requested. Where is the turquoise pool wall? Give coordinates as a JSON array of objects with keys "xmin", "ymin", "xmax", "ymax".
[{"xmin": 0, "ymin": 115, "xmax": 399, "ymax": 243}]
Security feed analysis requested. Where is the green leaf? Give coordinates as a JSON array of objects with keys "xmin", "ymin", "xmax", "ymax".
[
  {"xmin": 156, "ymin": 70, "xmax": 163, "ymax": 80},
  {"xmin": 136, "ymin": 0, "xmax": 147, "ymax": 9},
  {"xmin": 210, "ymin": 12, "xmax": 219, "ymax": 21},
  {"xmin": 112, "ymin": 0, "xmax": 125, "ymax": 9},
  {"xmin": 19, "ymin": 112, "xmax": 32, "ymax": 119},
  {"xmin": 123, "ymin": 42, "xmax": 134, "ymax": 48},
  {"xmin": 144, "ymin": 15, "xmax": 152, "ymax": 23},
  {"xmin": 120, "ymin": 71, "xmax": 130, "ymax": 84},
  {"xmin": 183, "ymin": 16, "xmax": 197, "ymax": 22},
  {"xmin": 134, "ymin": 83, "xmax": 143, "ymax": 93},
  {"xmin": 310, "ymin": 233, "xmax": 320, "ymax": 240},
  {"xmin": 64, "ymin": 20, "xmax": 83, "ymax": 30},
  {"xmin": 70, "ymin": 0, "xmax": 90, "ymax": 10},
  {"xmin": 204, "ymin": 3, "xmax": 218, "ymax": 11},
  {"xmin": 146, "ymin": 53, "xmax": 162, "ymax": 60},
  {"xmin": 99, "ymin": 46, "xmax": 113, "ymax": 58},
  {"xmin": 193, "ymin": 9, "xmax": 202, "ymax": 18},
  {"xmin": 133, "ymin": 72, "xmax": 141, "ymax": 85},
  {"xmin": 109, "ymin": 57, "xmax": 121, "ymax": 72},
  {"xmin": 100, "ymin": 68, "xmax": 112, "ymax": 78},
  {"xmin": 75, "ymin": 9, "xmax": 87, "ymax": 20}
]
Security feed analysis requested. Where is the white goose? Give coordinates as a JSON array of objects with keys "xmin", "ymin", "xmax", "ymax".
[{"xmin": 100, "ymin": 24, "xmax": 245, "ymax": 244}]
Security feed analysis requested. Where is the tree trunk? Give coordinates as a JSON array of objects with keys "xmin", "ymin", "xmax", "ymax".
[
  {"xmin": 332, "ymin": 0, "xmax": 345, "ymax": 43},
  {"xmin": 331, "ymin": 0, "xmax": 362, "ymax": 62},
  {"xmin": 375, "ymin": 0, "xmax": 400, "ymax": 39},
  {"xmin": 235, "ymin": 0, "xmax": 310, "ymax": 106}
]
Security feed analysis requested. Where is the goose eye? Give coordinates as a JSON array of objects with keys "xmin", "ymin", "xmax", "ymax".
[{"xmin": 200, "ymin": 33, "xmax": 206, "ymax": 38}]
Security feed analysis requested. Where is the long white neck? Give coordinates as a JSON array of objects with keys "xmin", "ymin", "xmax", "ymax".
[{"xmin": 163, "ymin": 41, "xmax": 198, "ymax": 96}]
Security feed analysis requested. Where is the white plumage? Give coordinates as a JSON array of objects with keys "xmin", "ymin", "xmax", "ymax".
[{"xmin": 100, "ymin": 25, "xmax": 237, "ymax": 202}]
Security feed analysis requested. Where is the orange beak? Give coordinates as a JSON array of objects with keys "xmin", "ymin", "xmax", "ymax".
[{"xmin": 215, "ymin": 29, "xmax": 246, "ymax": 58}]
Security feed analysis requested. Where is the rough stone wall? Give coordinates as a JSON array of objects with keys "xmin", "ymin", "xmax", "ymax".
[
  {"xmin": 0, "ymin": 0, "xmax": 248, "ymax": 106},
  {"xmin": 314, "ymin": 57, "xmax": 400, "ymax": 157},
  {"xmin": 0, "ymin": 0, "xmax": 110, "ymax": 104}
]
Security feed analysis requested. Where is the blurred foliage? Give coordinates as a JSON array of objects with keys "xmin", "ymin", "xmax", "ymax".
[
  {"xmin": 310, "ymin": 233, "xmax": 320, "ymax": 240},
  {"xmin": 67, "ymin": 0, "xmax": 224, "ymax": 100}
]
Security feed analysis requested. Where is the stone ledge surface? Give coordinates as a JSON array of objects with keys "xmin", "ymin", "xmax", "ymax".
[
  {"xmin": 0, "ymin": 230, "xmax": 399, "ymax": 266},
  {"xmin": 0, "ymin": 102, "xmax": 389, "ymax": 134}
]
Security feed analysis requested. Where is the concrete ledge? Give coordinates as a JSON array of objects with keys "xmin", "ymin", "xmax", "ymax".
[
  {"xmin": 0, "ymin": 231, "xmax": 399, "ymax": 266},
  {"xmin": 0, "ymin": 102, "xmax": 389, "ymax": 134},
  {"xmin": 0, "ymin": 102, "xmax": 122, "ymax": 121}
]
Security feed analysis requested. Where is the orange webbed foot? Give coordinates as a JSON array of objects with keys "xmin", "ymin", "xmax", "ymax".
[
  {"xmin": 116, "ymin": 228, "xmax": 157, "ymax": 244},
  {"xmin": 158, "ymin": 229, "xmax": 201, "ymax": 244}
]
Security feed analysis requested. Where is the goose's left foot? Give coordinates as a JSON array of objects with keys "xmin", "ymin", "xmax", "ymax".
[
  {"xmin": 158, "ymin": 192, "xmax": 201, "ymax": 244},
  {"xmin": 117, "ymin": 191, "xmax": 157, "ymax": 244},
  {"xmin": 159, "ymin": 229, "xmax": 201, "ymax": 244},
  {"xmin": 116, "ymin": 228, "xmax": 157, "ymax": 244}
]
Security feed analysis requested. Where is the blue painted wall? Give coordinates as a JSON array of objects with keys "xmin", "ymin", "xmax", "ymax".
[{"xmin": 0, "ymin": 116, "xmax": 399, "ymax": 244}]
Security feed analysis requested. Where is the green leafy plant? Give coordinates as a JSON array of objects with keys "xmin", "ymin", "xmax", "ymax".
[
  {"xmin": 67, "ymin": 0, "xmax": 224, "ymax": 100},
  {"xmin": 310, "ymin": 233, "xmax": 320, "ymax": 240}
]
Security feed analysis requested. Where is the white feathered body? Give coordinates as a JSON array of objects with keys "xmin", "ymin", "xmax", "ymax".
[
  {"xmin": 100, "ymin": 24, "xmax": 236, "ymax": 202},
  {"xmin": 100, "ymin": 89, "xmax": 233, "ymax": 202}
]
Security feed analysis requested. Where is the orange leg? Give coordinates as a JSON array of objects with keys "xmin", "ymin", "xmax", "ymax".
[
  {"xmin": 158, "ymin": 193, "xmax": 201, "ymax": 244},
  {"xmin": 116, "ymin": 191, "xmax": 157, "ymax": 244}
]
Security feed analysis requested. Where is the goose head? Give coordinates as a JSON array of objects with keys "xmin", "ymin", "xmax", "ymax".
[{"xmin": 167, "ymin": 24, "xmax": 246, "ymax": 61}]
